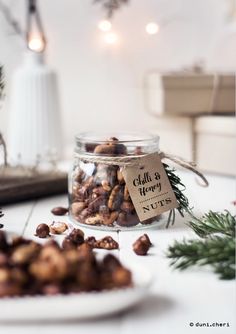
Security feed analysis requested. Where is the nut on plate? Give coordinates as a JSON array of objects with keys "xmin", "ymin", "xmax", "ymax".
[{"xmin": 0, "ymin": 230, "xmax": 132, "ymax": 297}]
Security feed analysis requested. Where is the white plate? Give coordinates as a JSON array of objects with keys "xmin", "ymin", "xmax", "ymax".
[{"xmin": 0, "ymin": 264, "xmax": 152, "ymax": 322}]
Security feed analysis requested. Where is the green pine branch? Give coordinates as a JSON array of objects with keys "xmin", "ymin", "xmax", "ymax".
[
  {"xmin": 188, "ymin": 210, "xmax": 235, "ymax": 238},
  {"xmin": 167, "ymin": 211, "xmax": 236, "ymax": 280},
  {"xmin": 164, "ymin": 163, "xmax": 190, "ymax": 227}
]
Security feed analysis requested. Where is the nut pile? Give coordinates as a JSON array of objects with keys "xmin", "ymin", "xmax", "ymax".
[
  {"xmin": 70, "ymin": 137, "xmax": 161, "ymax": 228},
  {"xmin": 0, "ymin": 230, "xmax": 132, "ymax": 298}
]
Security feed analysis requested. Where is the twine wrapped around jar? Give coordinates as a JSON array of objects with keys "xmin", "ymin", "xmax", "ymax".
[{"xmin": 75, "ymin": 151, "xmax": 209, "ymax": 187}]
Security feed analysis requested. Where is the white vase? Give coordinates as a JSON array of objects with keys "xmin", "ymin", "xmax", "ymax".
[{"xmin": 8, "ymin": 51, "xmax": 62, "ymax": 167}]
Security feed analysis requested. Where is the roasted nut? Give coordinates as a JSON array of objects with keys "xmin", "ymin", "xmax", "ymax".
[
  {"xmin": 11, "ymin": 242, "xmax": 41, "ymax": 265},
  {"xmin": 11, "ymin": 236, "xmax": 30, "ymax": 248},
  {"xmin": 0, "ymin": 268, "xmax": 11, "ymax": 283},
  {"xmin": 85, "ymin": 214, "xmax": 104, "ymax": 225},
  {"xmin": 85, "ymin": 236, "xmax": 119, "ymax": 250},
  {"xmin": 101, "ymin": 180, "xmax": 111, "ymax": 191},
  {"xmin": 0, "ymin": 231, "xmax": 8, "ymax": 251},
  {"xmin": 62, "ymin": 229, "xmax": 85, "ymax": 249},
  {"xmin": 124, "ymin": 185, "xmax": 130, "ymax": 201},
  {"xmin": 139, "ymin": 233, "xmax": 152, "ymax": 247},
  {"xmin": 117, "ymin": 169, "xmax": 125, "ymax": 184},
  {"xmin": 85, "ymin": 236, "xmax": 97, "ymax": 248},
  {"xmin": 92, "ymin": 186, "xmax": 108, "ymax": 197},
  {"xmin": 49, "ymin": 222, "xmax": 68, "ymax": 235},
  {"xmin": 88, "ymin": 196, "xmax": 106, "ymax": 213},
  {"xmin": 62, "ymin": 237, "xmax": 76, "ymax": 250},
  {"xmin": 94, "ymin": 144, "xmax": 116, "ymax": 155},
  {"xmin": 85, "ymin": 143, "xmax": 97, "ymax": 152},
  {"xmin": 78, "ymin": 208, "xmax": 93, "ymax": 224},
  {"xmin": 41, "ymin": 284, "xmax": 62, "ymax": 295},
  {"xmin": 106, "ymin": 137, "xmax": 127, "ymax": 155},
  {"xmin": 35, "ymin": 224, "xmax": 50, "ymax": 238},
  {"xmin": 117, "ymin": 212, "xmax": 139, "ymax": 227},
  {"xmin": 108, "ymin": 185, "xmax": 123, "ymax": 210},
  {"xmin": 51, "ymin": 206, "xmax": 68, "ymax": 216},
  {"xmin": 0, "ymin": 253, "xmax": 8, "ymax": 267},
  {"xmin": 102, "ymin": 254, "xmax": 121, "ymax": 271},
  {"xmin": 0, "ymin": 282, "xmax": 22, "ymax": 297},
  {"xmin": 99, "ymin": 205, "xmax": 110, "ymax": 218},
  {"xmin": 67, "ymin": 228, "xmax": 85, "ymax": 246},
  {"xmin": 133, "ymin": 236, "xmax": 150, "ymax": 256},
  {"xmin": 134, "ymin": 146, "xmax": 143, "ymax": 155},
  {"xmin": 95, "ymin": 236, "xmax": 119, "ymax": 250},
  {"xmin": 103, "ymin": 211, "xmax": 119, "ymax": 226},
  {"xmin": 111, "ymin": 267, "xmax": 132, "ymax": 287},
  {"xmin": 74, "ymin": 170, "xmax": 85, "ymax": 183},
  {"xmin": 121, "ymin": 201, "xmax": 135, "ymax": 213},
  {"xmin": 30, "ymin": 257, "xmax": 67, "ymax": 282}
]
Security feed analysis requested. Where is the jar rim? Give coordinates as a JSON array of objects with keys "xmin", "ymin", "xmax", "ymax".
[{"xmin": 75, "ymin": 131, "xmax": 160, "ymax": 145}]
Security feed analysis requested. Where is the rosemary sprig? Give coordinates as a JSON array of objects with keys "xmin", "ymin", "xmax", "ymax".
[
  {"xmin": 164, "ymin": 163, "xmax": 190, "ymax": 227},
  {"xmin": 188, "ymin": 210, "xmax": 235, "ymax": 238},
  {"xmin": 167, "ymin": 211, "xmax": 236, "ymax": 279}
]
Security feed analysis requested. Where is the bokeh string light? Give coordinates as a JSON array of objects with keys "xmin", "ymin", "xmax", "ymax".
[
  {"xmin": 145, "ymin": 22, "xmax": 159, "ymax": 35},
  {"xmin": 98, "ymin": 19, "xmax": 112, "ymax": 32},
  {"xmin": 104, "ymin": 32, "xmax": 119, "ymax": 44}
]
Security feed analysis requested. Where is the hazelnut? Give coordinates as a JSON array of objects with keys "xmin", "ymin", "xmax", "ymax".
[
  {"xmin": 35, "ymin": 224, "xmax": 50, "ymax": 238},
  {"xmin": 117, "ymin": 212, "xmax": 139, "ymax": 227},
  {"xmin": 133, "ymin": 238, "xmax": 150, "ymax": 256},
  {"xmin": 139, "ymin": 234, "xmax": 152, "ymax": 247},
  {"xmin": 51, "ymin": 206, "xmax": 68, "ymax": 216}
]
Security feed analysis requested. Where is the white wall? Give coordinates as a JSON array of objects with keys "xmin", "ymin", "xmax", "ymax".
[{"xmin": 0, "ymin": 0, "xmax": 235, "ymax": 157}]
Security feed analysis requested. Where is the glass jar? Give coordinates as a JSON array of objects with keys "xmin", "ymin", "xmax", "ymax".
[{"xmin": 69, "ymin": 132, "xmax": 164, "ymax": 230}]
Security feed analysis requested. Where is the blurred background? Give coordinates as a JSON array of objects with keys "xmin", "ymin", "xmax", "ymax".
[{"xmin": 0, "ymin": 0, "xmax": 235, "ymax": 174}]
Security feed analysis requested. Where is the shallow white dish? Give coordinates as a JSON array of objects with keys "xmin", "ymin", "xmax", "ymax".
[{"xmin": 0, "ymin": 264, "xmax": 152, "ymax": 322}]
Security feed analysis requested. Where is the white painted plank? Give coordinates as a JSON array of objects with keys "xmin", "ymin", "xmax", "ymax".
[{"xmin": 1, "ymin": 201, "xmax": 35, "ymax": 235}]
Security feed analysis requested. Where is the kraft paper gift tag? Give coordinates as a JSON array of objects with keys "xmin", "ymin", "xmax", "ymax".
[{"xmin": 122, "ymin": 153, "xmax": 178, "ymax": 221}]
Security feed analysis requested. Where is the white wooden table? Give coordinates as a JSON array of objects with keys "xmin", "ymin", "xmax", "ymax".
[{"xmin": 0, "ymin": 171, "xmax": 235, "ymax": 334}]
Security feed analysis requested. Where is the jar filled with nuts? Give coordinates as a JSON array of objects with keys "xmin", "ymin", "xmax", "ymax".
[{"xmin": 69, "ymin": 133, "xmax": 163, "ymax": 230}]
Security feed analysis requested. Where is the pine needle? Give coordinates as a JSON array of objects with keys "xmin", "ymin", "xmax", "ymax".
[{"xmin": 167, "ymin": 211, "xmax": 236, "ymax": 280}]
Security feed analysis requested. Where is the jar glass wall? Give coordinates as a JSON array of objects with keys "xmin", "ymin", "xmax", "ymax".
[{"xmin": 68, "ymin": 132, "xmax": 165, "ymax": 231}]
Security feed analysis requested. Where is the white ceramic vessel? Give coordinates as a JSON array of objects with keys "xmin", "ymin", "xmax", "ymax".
[{"xmin": 8, "ymin": 51, "xmax": 62, "ymax": 166}]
